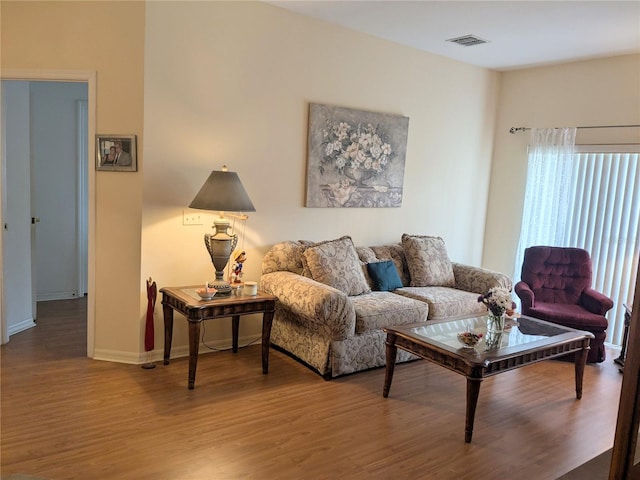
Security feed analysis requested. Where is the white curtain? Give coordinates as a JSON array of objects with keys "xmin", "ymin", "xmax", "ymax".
[{"xmin": 513, "ymin": 127, "xmax": 577, "ymax": 284}]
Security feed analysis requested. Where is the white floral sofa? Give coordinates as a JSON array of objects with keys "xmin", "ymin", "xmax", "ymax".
[{"xmin": 259, "ymin": 234, "xmax": 512, "ymax": 378}]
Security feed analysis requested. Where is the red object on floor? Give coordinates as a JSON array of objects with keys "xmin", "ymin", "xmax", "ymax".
[{"xmin": 145, "ymin": 278, "xmax": 157, "ymax": 352}]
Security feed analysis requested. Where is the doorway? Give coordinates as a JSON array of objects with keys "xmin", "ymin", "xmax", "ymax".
[{"xmin": 0, "ymin": 70, "xmax": 96, "ymax": 356}]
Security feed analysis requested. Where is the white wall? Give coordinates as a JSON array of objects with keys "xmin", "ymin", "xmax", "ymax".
[
  {"xmin": 484, "ymin": 54, "xmax": 640, "ymax": 276},
  {"xmin": 141, "ymin": 2, "xmax": 500, "ymax": 351},
  {"xmin": 30, "ymin": 81, "xmax": 88, "ymax": 300},
  {"xmin": 2, "ymin": 81, "xmax": 34, "ymax": 335}
]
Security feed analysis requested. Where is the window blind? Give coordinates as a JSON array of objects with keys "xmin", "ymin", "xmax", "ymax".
[{"xmin": 567, "ymin": 150, "xmax": 639, "ymax": 345}]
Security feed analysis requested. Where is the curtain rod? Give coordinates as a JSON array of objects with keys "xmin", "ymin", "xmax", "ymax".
[{"xmin": 509, "ymin": 124, "xmax": 640, "ymax": 134}]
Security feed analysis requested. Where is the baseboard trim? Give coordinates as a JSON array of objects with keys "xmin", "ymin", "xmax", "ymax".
[
  {"xmin": 92, "ymin": 335, "xmax": 261, "ymax": 364},
  {"xmin": 8, "ymin": 318, "xmax": 36, "ymax": 336},
  {"xmin": 36, "ymin": 292, "xmax": 79, "ymax": 301}
]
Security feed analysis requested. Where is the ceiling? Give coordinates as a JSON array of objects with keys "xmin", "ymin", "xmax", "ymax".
[{"xmin": 266, "ymin": 1, "xmax": 640, "ymax": 71}]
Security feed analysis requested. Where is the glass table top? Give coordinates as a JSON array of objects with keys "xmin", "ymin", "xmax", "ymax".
[{"xmin": 406, "ymin": 314, "xmax": 575, "ymax": 353}]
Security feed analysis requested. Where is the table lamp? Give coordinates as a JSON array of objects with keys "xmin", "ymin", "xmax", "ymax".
[{"xmin": 189, "ymin": 166, "xmax": 255, "ymax": 295}]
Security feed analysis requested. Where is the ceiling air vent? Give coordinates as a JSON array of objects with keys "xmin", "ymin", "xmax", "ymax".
[{"xmin": 446, "ymin": 35, "xmax": 488, "ymax": 47}]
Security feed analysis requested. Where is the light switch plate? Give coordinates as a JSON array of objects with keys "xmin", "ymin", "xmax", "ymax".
[{"xmin": 183, "ymin": 210, "xmax": 203, "ymax": 226}]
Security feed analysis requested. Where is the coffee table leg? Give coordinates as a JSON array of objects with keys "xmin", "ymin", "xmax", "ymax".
[
  {"xmin": 163, "ymin": 304, "xmax": 174, "ymax": 365},
  {"xmin": 465, "ymin": 377, "xmax": 483, "ymax": 443},
  {"xmin": 188, "ymin": 321, "xmax": 201, "ymax": 390},
  {"xmin": 574, "ymin": 339, "xmax": 590, "ymax": 399},
  {"xmin": 261, "ymin": 310, "xmax": 274, "ymax": 374},
  {"xmin": 383, "ymin": 333, "xmax": 398, "ymax": 398}
]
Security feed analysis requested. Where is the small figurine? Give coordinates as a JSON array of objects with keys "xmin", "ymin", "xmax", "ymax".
[{"xmin": 231, "ymin": 250, "xmax": 246, "ymax": 283}]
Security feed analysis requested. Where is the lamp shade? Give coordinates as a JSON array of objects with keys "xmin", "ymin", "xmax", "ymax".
[{"xmin": 189, "ymin": 169, "xmax": 255, "ymax": 213}]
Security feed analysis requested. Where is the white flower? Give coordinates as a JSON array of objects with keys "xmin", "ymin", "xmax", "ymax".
[
  {"xmin": 370, "ymin": 143, "xmax": 382, "ymax": 159},
  {"xmin": 346, "ymin": 142, "xmax": 358, "ymax": 157},
  {"xmin": 478, "ymin": 287, "xmax": 513, "ymax": 316},
  {"xmin": 325, "ymin": 143, "xmax": 335, "ymax": 156},
  {"xmin": 359, "ymin": 133, "xmax": 372, "ymax": 149},
  {"xmin": 337, "ymin": 122, "xmax": 349, "ymax": 141}
]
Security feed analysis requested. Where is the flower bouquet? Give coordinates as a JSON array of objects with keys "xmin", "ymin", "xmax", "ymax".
[
  {"xmin": 320, "ymin": 121, "xmax": 393, "ymax": 185},
  {"xmin": 478, "ymin": 287, "xmax": 513, "ymax": 332}
]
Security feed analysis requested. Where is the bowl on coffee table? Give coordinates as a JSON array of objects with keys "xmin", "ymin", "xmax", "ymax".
[{"xmin": 457, "ymin": 331, "xmax": 482, "ymax": 348}]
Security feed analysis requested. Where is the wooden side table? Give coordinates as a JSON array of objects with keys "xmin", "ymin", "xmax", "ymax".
[
  {"xmin": 160, "ymin": 286, "xmax": 276, "ymax": 389},
  {"xmin": 614, "ymin": 303, "xmax": 632, "ymax": 373}
]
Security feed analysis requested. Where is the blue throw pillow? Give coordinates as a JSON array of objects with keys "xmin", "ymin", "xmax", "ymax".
[{"xmin": 367, "ymin": 260, "xmax": 403, "ymax": 291}]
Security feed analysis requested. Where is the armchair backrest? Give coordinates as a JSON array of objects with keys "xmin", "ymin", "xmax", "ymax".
[{"xmin": 521, "ymin": 246, "xmax": 593, "ymax": 305}]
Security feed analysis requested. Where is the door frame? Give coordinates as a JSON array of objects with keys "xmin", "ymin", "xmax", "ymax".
[{"xmin": 0, "ymin": 69, "xmax": 96, "ymax": 357}]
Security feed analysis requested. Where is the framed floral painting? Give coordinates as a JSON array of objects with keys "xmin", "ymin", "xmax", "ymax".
[{"xmin": 305, "ymin": 104, "xmax": 409, "ymax": 208}]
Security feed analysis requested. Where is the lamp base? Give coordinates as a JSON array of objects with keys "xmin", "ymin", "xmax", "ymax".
[{"xmin": 208, "ymin": 279, "xmax": 232, "ymax": 295}]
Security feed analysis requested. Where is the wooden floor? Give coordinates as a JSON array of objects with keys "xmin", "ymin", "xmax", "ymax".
[{"xmin": 1, "ymin": 298, "xmax": 624, "ymax": 480}]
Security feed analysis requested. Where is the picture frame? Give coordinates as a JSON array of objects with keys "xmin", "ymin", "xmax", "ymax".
[
  {"xmin": 305, "ymin": 103, "xmax": 409, "ymax": 208},
  {"xmin": 95, "ymin": 134, "xmax": 137, "ymax": 172}
]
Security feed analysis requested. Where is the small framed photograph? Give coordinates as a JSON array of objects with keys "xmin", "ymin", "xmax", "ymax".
[{"xmin": 96, "ymin": 134, "xmax": 137, "ymax": 172}]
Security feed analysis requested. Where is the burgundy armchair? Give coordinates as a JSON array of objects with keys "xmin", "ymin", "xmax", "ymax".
[{"xmin": 514, "ymin": 246, "xmax": 614, "ymax": 363}]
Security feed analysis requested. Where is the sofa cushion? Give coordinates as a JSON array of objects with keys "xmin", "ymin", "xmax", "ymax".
[
  {"xmin": 357, "ymin": 244, "xmax": 411, "ymax": 287},
  {"xmin": 401, "ymin": 234, "xmax": 455, "ymax": 287},
  {"xmin": 261, "ymin": 241, "xmax": 306, "ymax": 275},
  {"xmin": 529, "ymin": 303, "xmax": 608, "ymax": 331},
  {"xmin": 301, "ymin": 236, "xmax": 371, "ymax": 296},
  {"xmin": 351, "ymin": 292, "xmax": 428, "ymax": 334},
  {"xmin": 395, "ymin": 286, "xmax": 486, "ymax": 320},
  {"xmin": 367, "ymin": 261, "xmax": 403, "ymax": 291}
]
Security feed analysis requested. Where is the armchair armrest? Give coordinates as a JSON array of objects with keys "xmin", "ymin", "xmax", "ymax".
[
  {"xmin": 581, "ymin": 288, "xmax": 614, "ymax": 316},
  {"xmin": 452, "ymin": 263, "xmax": 513, "ymax": 294},
  {"xmin": 260, "ymin": 271, "xmax": 356, "ymax": 340},
  {"xmin": 514, "ymin": 281, "xmax": 535, "ymax": 313}
]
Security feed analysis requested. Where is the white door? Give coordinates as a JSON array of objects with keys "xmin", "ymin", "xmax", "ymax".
[{"xmin": 1, "ymin": 81, "xmax": 35, "ymax": 336}]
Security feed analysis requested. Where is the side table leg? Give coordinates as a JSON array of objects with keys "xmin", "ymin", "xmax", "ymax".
[
  {"xmin": 465, "ymin": 377, "xmax": 483, "ymax": 443},
  {"xmin": 261, "ymin": 310, "xmax": 274, "ymax": 374},
  {"xmin": 188, "ymin": 321, "xmax": 201, "ymax": 390},
  {"xmin": 614, "ymin": 309, "xmax": 631, "ymax": 368},
  {"xmin": 574, "ymin": 340, "xmax": 590, "ymax": 399},
  {"xmin": 232, "ymin": 316, "xmax": 240, "ymax": 353},
  {"xmin": 163, "ymin": 304, "xmax": 174, "ymax": 365},
  {"xmin": 383, "ymin": 333, "xmax": 397, "ymax": 398}
]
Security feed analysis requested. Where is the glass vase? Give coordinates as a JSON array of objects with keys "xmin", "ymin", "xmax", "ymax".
[
  {"xmin": 484, "ymin": 330, "xmax": 504, "ymax": 351},
  {"xmin": 487, "ymin": 313, "xmax": 505, "ymax": 333}
]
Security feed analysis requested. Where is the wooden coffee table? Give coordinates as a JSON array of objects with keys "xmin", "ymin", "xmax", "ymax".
[{"xmin": 383, "ymin": 314, "xmax": 594, "ymax": 442}]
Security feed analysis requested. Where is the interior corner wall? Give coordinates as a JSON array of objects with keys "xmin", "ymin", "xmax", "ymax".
[
  {"xmin": 141, "ymin": 2, "xmax": 500, "ymax": 351},
  {"xmin": 1, "ymin": 1, "xmax": 146, "ymax": 360},
  {"xmin": 484, "ymin": 54, "xmax": 640, "ymax": 276}
]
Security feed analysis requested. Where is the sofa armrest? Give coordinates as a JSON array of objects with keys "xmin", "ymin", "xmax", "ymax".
[
  {"xmin": 581, "ymin": 288, "xmax": 614, "ymax": 316},
  {"xmin": 260, "ymin": 271, "xmax": 356, "ymax": 340},
  {"xmin": 452, "ymin": 263, "xmax": 513, "ymax": 294},
  {"xmin": 514, "ymin": 281, "xmax": 535, "ymax": 313}
]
